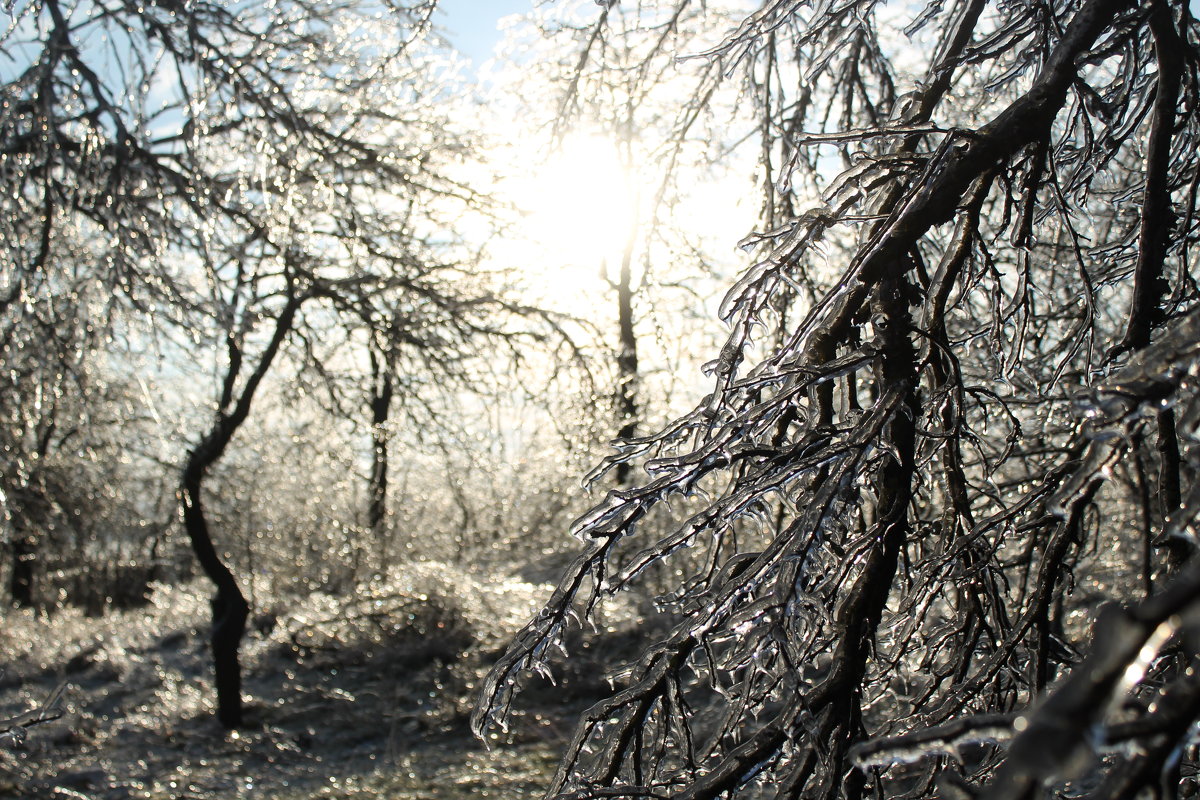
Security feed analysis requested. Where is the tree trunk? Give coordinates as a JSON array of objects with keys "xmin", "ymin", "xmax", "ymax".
[
  {"xmin": 180, "ymin": 293, "xmax": 301, "ymax": 728},
  {"xmin": 8, "ymin": 481, "xmax": 48, "ymax": 608},
  {"xmin": 9, "ymin": 532, "xmax": 35, "ymax": 608},
  {"xmin": 614, "ymin": 252, "xmax": 638, "ymax": 486},
  {"xmin": 368, "ymin": 351, "xmax": 393, "ymax": 540},
  {"xmin": 834, "ymin": 267, "xmax": 918, "ymax": 800},
  {"xmin": 181, "ymin": 463, "xmax": 249, "ymax": 728}
]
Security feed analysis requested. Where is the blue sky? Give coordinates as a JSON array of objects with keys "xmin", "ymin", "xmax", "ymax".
[{"xmin": 437, "ymin": 0, "xmax": 534, "ymax": 63}]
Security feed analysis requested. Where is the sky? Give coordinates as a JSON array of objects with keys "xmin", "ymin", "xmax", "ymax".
[{"xmin": 437, "ymin": 0, "xmax": 534, "ymax": 63}]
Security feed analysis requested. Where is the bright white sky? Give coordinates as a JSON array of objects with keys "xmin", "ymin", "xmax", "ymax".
[
  {"xmin": 437, "ymin": 0, "xmax": 534, "ymax": 63},
  {"xmin": 433, "ymin": 0, "xmax": 756, "ymax": 329}
]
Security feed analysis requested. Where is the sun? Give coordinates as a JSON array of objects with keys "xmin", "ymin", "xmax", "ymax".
[
  {"xmin": 490, "ymin": 128, "xmax": 756, "ymax": 316},
  {"xmin": 525, "ymin": 134, "xmax": 639, "ymax": 267},
  {"xmin": 501, "ymin": 133, "xmax": 643, "ymax": 310}
]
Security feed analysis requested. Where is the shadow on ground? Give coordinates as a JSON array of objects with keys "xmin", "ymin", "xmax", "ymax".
[{"xmin": 0, "ymin": 573, "xmax": 621, "ymax": 799}]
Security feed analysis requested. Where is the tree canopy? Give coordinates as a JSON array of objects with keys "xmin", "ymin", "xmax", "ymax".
[
  {"xmin": 476, "ymin": 0, "xmax": 1200, "ymax": 798},
  {"xmin": 0, "ymin": 0, "xmax": 552, "ymax": 728}
]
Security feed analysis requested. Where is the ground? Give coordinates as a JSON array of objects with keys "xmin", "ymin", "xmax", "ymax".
[{"xmin": 0, "ymin": 567, "xmax": 582, "ymax": 799}]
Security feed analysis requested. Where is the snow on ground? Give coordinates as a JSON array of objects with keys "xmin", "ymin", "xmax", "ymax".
[{"xmin": 0, "ymin": 566, "xmax": 566, "ymax": 799}]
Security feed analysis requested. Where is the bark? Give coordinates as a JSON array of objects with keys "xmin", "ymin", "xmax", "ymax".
[
  {"xmin": 7, "ymin": 473, "xmax": 51, "ymax": 608},
  {"xmin": 181, "ymin": 459, "xmax": 250, "ymax": 729},
  {"xmin": 1156, "ymin": 409, "xmax": 1188, "ymax": 570},
  {"xmin": 367, "ymin": 350, "xmax": 394, "ymax": 539},
  {"xmin": 9, "ymin": 533, "xmax": 35, "ymax": 608},
  {"xmin": 180, "ymin": 292, "xmax": 302, "ymax": 728},
  {"xmin": 835, "ymin": 266, "xmax": 918, "ymax": 800},
  {"xmin": 1118, "ymin": 0, "xmax": 1184, "ymax": 352},
  {"xmin": 614, "ymin": 252, "xmax": 638, "ymax": 486}
]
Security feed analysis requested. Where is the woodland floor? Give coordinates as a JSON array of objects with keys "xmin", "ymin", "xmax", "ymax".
[
  {"xmin": 0, "ymin": 566, "xmax": 620, "ymax": 799},
  {"xmin": 0, "ymin": 526, "xmax": 1166, "ymax": 799}
]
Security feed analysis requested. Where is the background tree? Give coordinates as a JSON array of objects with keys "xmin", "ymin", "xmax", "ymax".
[
  {"xmin": 0, "ymin": 258, "xmax": 94, "ymax": 607},
  {"xmin": 178, "ymin": 242, "xmax": 312, "ymax": 728},
  {"xmin": 0, "ymin": 0, "xmax": 554, "ymax": 729},
  {"xmin": 477, "ymin": 0, "xmax": 1200, "ymax": 798},
  {"xmin": 304, "ymin": 180, "xmax": 552, "ymax": 558},
  {"xmin": 488, "ymin": 0, "xmax": 755, "ymax": 486}
]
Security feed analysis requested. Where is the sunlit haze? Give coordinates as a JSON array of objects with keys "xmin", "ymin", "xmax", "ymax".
[{"xmin": 501, "ymin": 134, "xmax": 639, "ymax": 307}]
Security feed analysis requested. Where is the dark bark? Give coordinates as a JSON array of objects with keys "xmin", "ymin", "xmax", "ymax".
[
  {"xmin": 1118, "ymin": 0, "xmax": 1184, "ymax": 353},
  {"xmin": 614, "ymin": 252, "xmax": 638, "ymax": 486},
  {"xmin": 836, "ymin": 266, "xmax": 918, "ymax": 800},
  {"xmin": 180, "ymin": 292, "xmax": 302, "ymax": 728},
  {"xmin": 368, "ymin": 350, "xmax": 394, "ymax": 539},
  {"xmin": 9, "ymin": 533, "xmax": 35, "ymax": 608},
  {"xmin": 180, "ymin": 461, "xmax": 250, "ymax": 729},
  {"xmin": 1156, "ymin": 409, "xmax": 1188, "ymax": 570},
  {"xmin": 7, "ymin": 468, "xmax": 52, "ymax": 608}
]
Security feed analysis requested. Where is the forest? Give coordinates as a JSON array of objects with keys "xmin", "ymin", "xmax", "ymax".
[{"xmin": 2, "ymin": 0, "xmax": 1199, "ymax": 798}]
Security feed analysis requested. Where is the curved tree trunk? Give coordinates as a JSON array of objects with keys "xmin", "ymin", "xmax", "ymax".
[
  {"xmin": 181, "ymin": 457, "xmax": 249, "ymax": 729},
  {"xmin": 180, "ymin": 293, "xmax": 302, "ymax": 728}
]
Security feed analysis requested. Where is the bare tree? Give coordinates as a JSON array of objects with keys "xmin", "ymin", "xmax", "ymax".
[
  {"xmin": 477, "ymin": 0, "xmax": 1200, "ymax": 797},
  {"xmin": 493, "ymin": 1, "xmax": 750, "ymax": 486},
  {"xmin": 0, "ymin": 0, "xmax": 524, "ymax": 728},
  {"xmin": 273, "ymin": 142, "xmax": 579, "ymax": 566},
  {"xmin": 177, "ymin": 235, "xmax": 320, "ymax": 727},
  {"xmin": 0, "ymin": 236, "xmax": 108, "ymax": 607}
]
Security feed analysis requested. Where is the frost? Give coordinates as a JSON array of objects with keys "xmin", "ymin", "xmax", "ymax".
[{"xmin": 851, "ymin": 715, "xmax": 1016, "ymax": 771}]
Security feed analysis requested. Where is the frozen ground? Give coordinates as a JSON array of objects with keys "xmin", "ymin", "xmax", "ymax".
[{"xmin": 0, "ymin": 566, "xmax": 574, "ymax": 799}]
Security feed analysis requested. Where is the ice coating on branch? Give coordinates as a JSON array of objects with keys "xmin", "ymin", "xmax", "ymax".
[
  {"xmin": 850, "ymin": 715, "xmax": 1015, "ymax": 770},
  {"xmin": 1047, "ymin": 441, "xmax": 1118, "ymax": 519},
  {"xmin": 1086, "ymin": 309, "xmax": 1200, "ymax": 424},
  {"xmin": 1112, "ymin": 616, "xmax": 1179, "ymax": 709},
  {"xmin": 473, "ymin": 2, "xmax": 1200, "ymax": 798}
]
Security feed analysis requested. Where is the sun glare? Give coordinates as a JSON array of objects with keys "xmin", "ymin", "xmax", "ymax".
[
  {"xmin": 505, "ymin": 134, "xmax": 641, "ymax": 309},
  {"xmin": 493, "ymin": 129, "xmax": 756, "ymax": 317}
]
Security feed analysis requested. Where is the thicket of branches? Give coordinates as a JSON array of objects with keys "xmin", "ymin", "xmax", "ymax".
[
  {"xmin": 0, "ymin": 0, "xmax": 577, "ymax": 728},
  {"xmin": 476, "ymin": 0, "xmax": 1200, "ymax": 797}
]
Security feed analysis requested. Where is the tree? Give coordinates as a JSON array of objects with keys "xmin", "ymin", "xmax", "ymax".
[
  {"xmin": 0, "ymin": 0, "xmax": 530, "ymax": 728},
  {"xmin": 159, "ymin": 27, "xmax": 531, "ymax": 726},
  {"xmin": 179, "ymin": 250, "xmax": 309, "ymax": 728},
  {"xmin": 311, "ymin": 194, "xmax": 543, "ymax": 553},
  {"xmin": 476, "ymin": 0, "xmax": 1200, "ymax": 798},
  {"xmin": 489, "ymin": 0, "xmax": 753, "ymax": 486},
  {"xmin": 0, "ymin": 280, "xmax": 83, "ymax": 607},
  {"xmin": 0, "ymin": 227, "xmax": 116, "ymax": 607}
]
